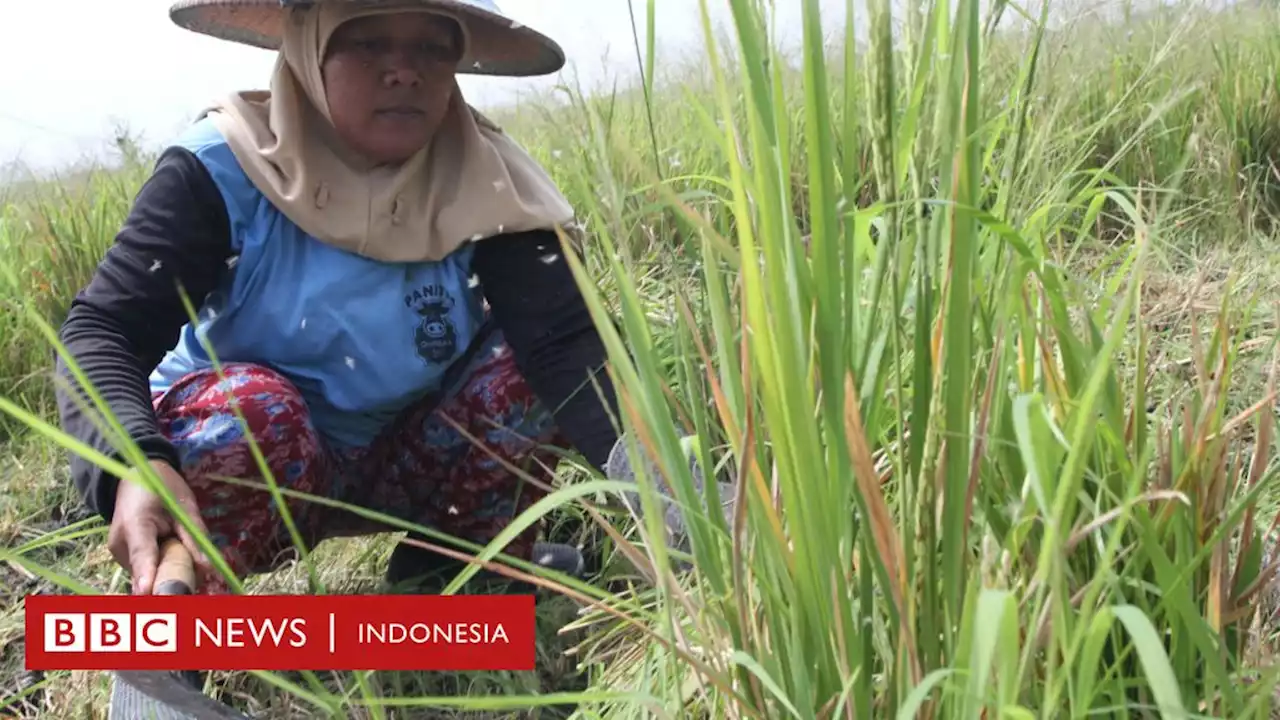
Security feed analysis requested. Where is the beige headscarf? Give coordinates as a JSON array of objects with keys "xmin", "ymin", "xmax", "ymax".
[{"xmin": 201, "ymin": 2, "xmax": 575, "ymax": 263}]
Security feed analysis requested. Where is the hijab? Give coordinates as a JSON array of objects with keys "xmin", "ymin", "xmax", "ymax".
[{"xmin": 201, "ymin": 2, "xmax": 576, "ymax": 263}]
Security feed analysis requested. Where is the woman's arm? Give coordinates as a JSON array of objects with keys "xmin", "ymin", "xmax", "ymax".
[
  {"xmin": 470, "ymin": 230, "xmax": 621, "ymax": 471},
  {"xmin": 56, "ymin": 146, "xmax": 234, "ymax": 522}
]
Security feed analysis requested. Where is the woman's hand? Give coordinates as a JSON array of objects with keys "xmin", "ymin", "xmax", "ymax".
[{"xmin": 108, "ymin": 460, "xmax": 213, "ymax": 595}]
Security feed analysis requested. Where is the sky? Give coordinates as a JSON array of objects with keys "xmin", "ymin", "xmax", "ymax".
[{"xmin": 0, "ymin": 0, "xmax": 847, "ymax": 173}]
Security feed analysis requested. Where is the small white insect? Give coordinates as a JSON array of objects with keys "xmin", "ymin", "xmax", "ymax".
[
  {"xmin": 497, "ymin": 224, "xmax": 505, "ymax": 234},
  {"xmin": 225, "ymin": 256, "xmax": 239, "ymax": 270},
  {"xmin": 539, "ymin": 253, "xmax": 560, "ymax": 265},
  {"xmin": 345, "ymin": 356, "xmax": 356, "ymax": 370},
  {"xmin": 470, "ymin": 233, "xmax": 483, "ymax": 242},
  {"xmin": 552, "ymin": 150, "xmax": 563, "ymax": 159},
  {"xmin": 149, "ymin": 260, "xmax": 162, "ymax": 272},
  {"xmin": 473, "ymin": 61, "xmax": 483, "ymax": 70},
  {"xmin": 447, "ymin": 505, "xmax": 460, "ymax": 516},
  {"xmin": 300, "ymin": 318, "xmax": 307, "ymax": 330},
  {"xmin": 538, "ymin": 553, "xmax": 554, "ymax": 565}
]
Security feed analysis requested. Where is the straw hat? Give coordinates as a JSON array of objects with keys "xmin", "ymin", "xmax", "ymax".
[{"xmin": 168, "ymin": 0, "xmax": 566, "ymax": 77}]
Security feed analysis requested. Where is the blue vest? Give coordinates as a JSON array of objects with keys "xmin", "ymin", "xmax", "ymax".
[{"xmin": 149, "ymin": 117, "xmax": 487, "ymax": 450}]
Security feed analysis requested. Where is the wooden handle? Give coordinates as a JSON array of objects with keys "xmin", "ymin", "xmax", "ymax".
[{"xmin": 154, "ymin": 537, "xmax": 196, "ymax": 596}]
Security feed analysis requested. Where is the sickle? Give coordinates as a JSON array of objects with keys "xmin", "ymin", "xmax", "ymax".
[{"xmin": 108, "ymin": 538, "xmax": 253, "ymax": 720}]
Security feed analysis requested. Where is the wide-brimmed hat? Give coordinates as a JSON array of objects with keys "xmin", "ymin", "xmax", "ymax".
[{"xmin": 169, "ymin": 0, "xmax": 565, "ymax": 77}]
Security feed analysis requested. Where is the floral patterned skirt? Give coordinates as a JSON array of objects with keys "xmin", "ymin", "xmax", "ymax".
[{"xmin": 151, "ymin": 325, "xmax": 569, "ymax": 594}]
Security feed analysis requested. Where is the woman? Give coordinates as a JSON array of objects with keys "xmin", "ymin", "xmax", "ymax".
[{"xmin": 55, "ymin": 0, "xmax": 623, "ymax": 597}]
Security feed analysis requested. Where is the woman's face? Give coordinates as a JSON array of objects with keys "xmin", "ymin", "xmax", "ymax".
[{"xmin": 321, "ymin": 13, "xmax": 464, "ymax": 166}]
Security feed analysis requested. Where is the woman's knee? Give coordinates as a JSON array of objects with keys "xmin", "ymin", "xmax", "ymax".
[
  {"xmin": 151, "ymin": 365, "xmax": 326, "ymax": 591},
  {"xmin": 462, "ymin": 344, "xmax": 562, "ymax": 448},
  {"xmin": 154, "ymin": 363, "xmax": 321, "ymax": 477}
]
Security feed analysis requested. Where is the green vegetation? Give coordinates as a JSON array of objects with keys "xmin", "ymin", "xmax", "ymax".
[{"xmin": 7, "ymin": 0, "xmax": 1280, "ymax": 716}]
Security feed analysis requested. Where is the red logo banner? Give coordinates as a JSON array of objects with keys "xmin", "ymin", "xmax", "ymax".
[{"xmin": 24, "ymin": 594, "xmax": 537, "ymax": 671}]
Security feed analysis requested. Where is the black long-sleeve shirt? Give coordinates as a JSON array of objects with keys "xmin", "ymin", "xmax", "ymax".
[{"xmin": 56, "ymin": 147, "xmax": 620, "ymax": 523}]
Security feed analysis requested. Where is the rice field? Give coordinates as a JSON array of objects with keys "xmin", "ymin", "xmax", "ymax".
[{"xmin": 6, "ymin": 0, "xmax": 1280, "ymax": 717}]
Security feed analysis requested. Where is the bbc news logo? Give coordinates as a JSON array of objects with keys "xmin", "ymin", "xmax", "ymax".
[
  {"xmin": 26, "ymin": 595, "xmax": 535, "ymax": 672},
  {"xmin": 44, "ymin": 613, "xmax": 177, "ymax": 653}
]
